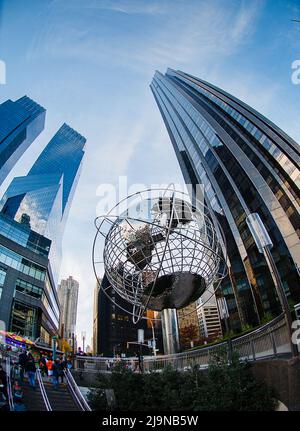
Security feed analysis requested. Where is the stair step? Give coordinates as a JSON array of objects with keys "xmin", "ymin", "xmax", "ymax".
[{"xmin": 43, "ymin": 383, "xmax": 80, "ymax": 411}]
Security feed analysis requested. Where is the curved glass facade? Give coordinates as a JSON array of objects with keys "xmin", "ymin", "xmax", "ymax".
[
  {"xmin": 0, "ymin": 96, "xmax": 45, "ymax": 185},
  {"xmin": 151, "ymin": 69, "xmax": 300, "ymax": 329},
  {"xmin": 0, "ymin": 123, "xmax": 86, "ymax": 282}
]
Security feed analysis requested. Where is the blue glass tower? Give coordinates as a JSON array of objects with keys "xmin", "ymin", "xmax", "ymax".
[
  {"xmin": 0, "ymin": 123, "xmax": 86, "ymax": 282},
  {"xmin": 0, "ymin": 96, "xmax": 46, "ymax": 185}
]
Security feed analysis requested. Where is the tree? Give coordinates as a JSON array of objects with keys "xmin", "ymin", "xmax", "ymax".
[
  {"xmin": 179, "ymin": 324, "xmax": 199, "ymax": 348},
  {"xmin": 60, "ymin": 338, "xmax": 72, "ymax": 354}
]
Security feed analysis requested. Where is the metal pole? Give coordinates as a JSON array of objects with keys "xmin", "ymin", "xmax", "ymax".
[
  {"xmin": 161, "ymin": 308, "xmax": 180, "ymax": 355},
  {"xmin": 52, "ymin": 336, "xmax": 57, "ymax": 361},
  {"xmin": 149, "ymin": 319, "xmax": 157, "ymax": 357},
  {"xmin": 72, "ymin": 333, "xmax": 75, "ymax": 368},
  {"xmin": 139, "ymin": 342, "xmax": 143, "ymax": 372}
]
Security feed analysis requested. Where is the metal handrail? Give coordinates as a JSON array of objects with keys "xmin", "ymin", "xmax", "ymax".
[
  {"xmin": 36, "ymin": 368, "xmax": 52, "ymax": 411},
  {"xmin": 74, "ymin": 314, "xmax": 293, "ymax": 373},
  {"xmin": 5, "ymin": 355, "xmax": 14, "ymax": 411},
  {"xmin": 64, "ymin": 369, "xmax": 91, "ymax": 411}
]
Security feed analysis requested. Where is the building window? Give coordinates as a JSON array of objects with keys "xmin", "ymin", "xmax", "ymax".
[
  {"xmin": 0, "ymin": 245, "xmax": 46, "ymax": 281},
  {"xmin": 15, "ymin": 278, "xmax": 43, "ymax": 299},
  {"xmin": 11, "ymin": 300, "xmax": 38, "ymax": 340},
  {"xmin": 0, "ymin": 266, "xmax": 6, "ymax": 300}
]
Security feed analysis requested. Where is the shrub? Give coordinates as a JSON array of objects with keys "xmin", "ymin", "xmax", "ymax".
[{"xmin": 88, "ymin": 353, "xmax": 277, "ymax": 411}]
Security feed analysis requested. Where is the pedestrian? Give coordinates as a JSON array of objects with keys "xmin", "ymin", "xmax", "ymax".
[
  {"xmin": 66, "ymin": 358, "xmax": 72, "ymax": 370},
  {"xmin": 39, "ymin": 355, "xmax": 47, "ymax": 377},
  {"xmin": 0, "ymin": 365, "xmax": 7, "ymax": 400},
  {"xmin": 134, "ymin": 351, "xmax": 143, "ymax": 373},
  {"xmin": 46, "ymin": 357, "xmax": 53, "ymax": 381},
  {"xmin": 59, "ymin": 358, "xmax": 65, "ymax": 383},
  {"xmin": 13, "ymin": 381, "xmax": 23, "ymax": 403},
  {"xmin": 25, "ymin": 357, "xmax": 36, "ymax": 389},
  {"xmin": 18, "ymin": 349, "xmax": 28, "ymax": 383},
  {"xmin": 0, "ymin": 378, "xmax": 7, "ymax": 411},
  {"xmin": 13, "ymin": 382, "xmax": 26, "ymax": 412},
  {"xmin": 52, "ymin": 359, "xmax": 61, "ymax": 390},
  {"xmin": 11, "ymin": 361, "xmax": 21, "ymax": 384}
]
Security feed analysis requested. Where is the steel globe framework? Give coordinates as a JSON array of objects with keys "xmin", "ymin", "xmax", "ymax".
[{"xmin": 93, "ymin": 188, "xmax": 227, "ymax": 323}]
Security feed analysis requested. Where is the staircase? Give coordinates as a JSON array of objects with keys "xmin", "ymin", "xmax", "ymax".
[
  {"xmin": 22, "ymin": 383, "xmax": 47, "ymax": 411},
  {"xmin": 43, "ymin": 381, "xmax": 80, "ymax": 411}
]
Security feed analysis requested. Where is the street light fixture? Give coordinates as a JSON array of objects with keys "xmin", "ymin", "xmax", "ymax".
[
  {"xmin": 246, "ymin": 213, "xmax": 298, "ymax": 357},
  {"xmin": 81, "ymin": 331, "xmax": 86, "ymax": 353},
  {"xmin": 148, "ymin": 319, "xmax": 157, "ymax": 357}
]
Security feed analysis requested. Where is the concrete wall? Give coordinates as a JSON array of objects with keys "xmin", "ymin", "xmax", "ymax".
[{"xmin": 251, "ymin": 358, "xmax": 300, "ymax": 411}]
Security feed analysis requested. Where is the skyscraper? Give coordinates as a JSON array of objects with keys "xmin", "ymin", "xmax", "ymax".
[
  {"xmin": 0, "ymin": 212, "xmax": 60, "ymax": 344},
  {"xmin": 95, "ymin": 275, "xmax": 163, "ymax": 356},
  {"xmin": 151, "ymin": 69, "xmax": 300, "ymax": 330},
  {"xmin": 0, "ymin": 123, "xmax": 86, "ymax": 281},
  {"xmin": 58, "ymin": 276, "xmax": 79, "ymax": 346},
  {"xmin": 0, "ymin": 96, "xmax": 46, "ymax": 185},
  {"xmin": 196, "ymin": 291, "xmax": 222, "ymax": 340}
]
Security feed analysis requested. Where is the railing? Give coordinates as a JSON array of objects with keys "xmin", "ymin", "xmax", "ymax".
[
  {"xmin": 5, "ymin": 355, "xmax": 14, "ymax": 411},
  {"xmin": 64, "ymin": 368, "xmax": 92, "ymax": 411},
  {"xmin": 75, "ymin": 314, "xmax": 295, "ymax": 373},
  {"xmin": 36, "ymin": 368, "xmax": 52, "ymax": 411}
]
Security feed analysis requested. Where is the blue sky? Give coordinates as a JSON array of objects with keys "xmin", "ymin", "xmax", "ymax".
[{"xmin": 0, "ymin": 0, "xmax": 299, "ymax": 347}]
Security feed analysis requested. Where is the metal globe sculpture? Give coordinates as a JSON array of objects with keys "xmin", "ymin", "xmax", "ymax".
[{"xmin": 93, "ymin": 188, "xmax": 227, "ymax": 322}]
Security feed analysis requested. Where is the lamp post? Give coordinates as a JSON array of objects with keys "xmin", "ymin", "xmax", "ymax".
[
  {"xmin": 52, "ymin": 335, "xmax": 58, "ymax": 360},
  {"xmin": 81, "ymin": 331, "xmax": 86, "ymax": 354},
  {"xmin": 246, "ymin": 213, "xmax": 298, "ymax": 357},
  {"xmin": 148, "ymin": 319, "xmax": 157, "ymax": 357}
]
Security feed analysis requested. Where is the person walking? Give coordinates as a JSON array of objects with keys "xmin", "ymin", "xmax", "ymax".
[
  {"xmin": 52, "ymin": 359, "xmax": 61, "ymax": 390},
  {"xmin": 46, "ymin": 357, "xmax": 53, "ymax": 381},
  {"xmin": 0, "ymin": 365, "xmax": 8, "ymax": 400},
  {"xmin": 66, "ymin": 358, "xmax": 73, "ymax": 370},
  {"xmin": 60, "ymin": 357, "xmax": 67, "ymax": 383},
  {"xmin": 11, "ymin": 362, "xmax": 21, "ymax": 384},
  {"xmin": 18, "ymin": 350, "xmax": 28, "ymax": 383},
  {"xmin": 39, "ymin": 355, "xmax": 47, "ymax": 377},
  {"xmin": 25, "ymin": 357, "xmax": 36, "ymax": 389}
]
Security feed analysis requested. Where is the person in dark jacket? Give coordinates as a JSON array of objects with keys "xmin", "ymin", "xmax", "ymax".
[
  {"xmin": 11, "ymin": 362, "xmax": 21, "ymax": 384},
  {"xmin": 39, "ymin": 355, "xmax": 47, "ymax": 377},
  {"xmin": 18, "ymin": 350, "xmax": 28, "ymax": 383},
  {"xmin": 25, "ymin": 358, "xmax": 36, "ymax": 388},
  {"xmin": 60, "ymin": 357, "xmax": 67, "ymax": 383},
  {"xmin": 0, "ymin": 365, "xmax": 7, "ymax": 399},
  {"xmin": 52, "ymin": 359, "xmax": 61, "ymax": 390}
]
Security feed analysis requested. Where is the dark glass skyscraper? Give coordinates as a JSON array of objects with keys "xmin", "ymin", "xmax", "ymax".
[
  {"xmin": 95, "ymin": 275, "xmax": 163, "ymax": 356},
  {"xmin": 0, "ymin": 96, "xmax": 46, "ymax": 185},
  {"xmin": 151, "ymin": 69, "xmax": 300, "ymax": 330},
  {"xmin": 0, "ymin": 123, "xmax": 86, "ymax": 282}
]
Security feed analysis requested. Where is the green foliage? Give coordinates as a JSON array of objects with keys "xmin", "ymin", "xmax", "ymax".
[
  {"xmin": 88, "ymin": 352, "xmax": 277, "ymax": 411},
  {"xmin": 261, "ymin": 312, "xmax": 274, "ymax": 325},
  {"xmin": 241, "ymin": 323, "xmax": 253, "ymax": 332}
]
